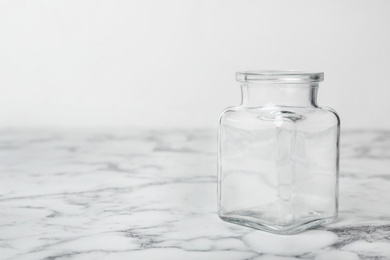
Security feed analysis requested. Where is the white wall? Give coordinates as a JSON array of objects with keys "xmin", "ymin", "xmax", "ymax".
[{"xmin": 1, "ymin": 0, "xmax": 389, "ymax": 129}]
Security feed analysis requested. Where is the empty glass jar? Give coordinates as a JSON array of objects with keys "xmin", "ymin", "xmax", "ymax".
[{"xmin": 218, "ymin": 71, "xmax": 340, "ymax": 234}]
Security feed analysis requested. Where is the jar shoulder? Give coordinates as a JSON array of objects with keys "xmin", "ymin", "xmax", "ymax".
[
  {"xmin": 220, "ymin": 105, "xmax": 339, "ymax": 117},
  {"xmin": 219, "ymin": 106, "xmax": 340, "ymax": 129},
  {"xmin": 320, "ymin": 106, "xmax": 341, "ymax": 125},
  {"xmin": 219, "ymin": 106, "xmax": 242, "ymax": 124}
]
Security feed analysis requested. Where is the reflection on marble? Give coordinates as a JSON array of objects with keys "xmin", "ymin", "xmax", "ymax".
[{"xmin": 0, "ymin": 129, "xmax": 389, "ymax": 260}]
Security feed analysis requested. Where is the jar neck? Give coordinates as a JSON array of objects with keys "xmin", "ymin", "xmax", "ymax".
[{"xmin": 240, "ymin": 83, "xmax": 319, "ymax": 108}]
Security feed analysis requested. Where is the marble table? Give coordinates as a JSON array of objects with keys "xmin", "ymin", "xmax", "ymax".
[{"xmin": 0, "ymin": 129, "xmax": 389, "ymax": 260}]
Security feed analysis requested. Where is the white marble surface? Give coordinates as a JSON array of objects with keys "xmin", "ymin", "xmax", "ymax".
[{"xmin": 0, "ymin": 128, "xmax": 389, "ymax": 260}]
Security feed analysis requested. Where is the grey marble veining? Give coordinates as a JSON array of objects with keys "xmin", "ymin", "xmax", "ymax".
[{"xmin": 0, "ymin": 129, "xmax": 389, "ymax": 260}]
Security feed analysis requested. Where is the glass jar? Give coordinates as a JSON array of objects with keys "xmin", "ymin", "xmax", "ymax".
[{"xmin": 218, "ymin": 71, "xmax": 340, "ymax": 235}]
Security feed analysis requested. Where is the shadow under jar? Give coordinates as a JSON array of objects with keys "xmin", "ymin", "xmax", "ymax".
[{"xmin": 218, "ymin": 71, "xmax": 340, "ymax": 235}]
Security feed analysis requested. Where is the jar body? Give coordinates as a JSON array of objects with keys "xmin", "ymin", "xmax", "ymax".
[{"xmin": 218, "ymin": 72, "xmax": 340, "ymax": 234}]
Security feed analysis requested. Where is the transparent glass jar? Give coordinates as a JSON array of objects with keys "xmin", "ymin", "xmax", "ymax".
[{"xmin": 218, "ymin": 71, "xmax": 340, "ymax": 235}]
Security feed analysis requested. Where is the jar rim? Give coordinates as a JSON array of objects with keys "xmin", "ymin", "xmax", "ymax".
[{"xmin": 236, "ymin": 70, "xmax": 324, "ymax": 84}]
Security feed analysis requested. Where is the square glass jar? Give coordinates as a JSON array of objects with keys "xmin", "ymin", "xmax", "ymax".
[{"xmin": 218, "ymin": 71, "xmax": 340, "ymax": 235}]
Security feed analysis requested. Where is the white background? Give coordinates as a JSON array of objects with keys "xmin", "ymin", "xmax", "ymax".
[{"xmin": 0, "ymin": 0, "xmax": 389, "ymax": 129}]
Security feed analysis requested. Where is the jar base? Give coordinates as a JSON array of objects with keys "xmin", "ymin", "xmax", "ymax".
[{"xmin": 219, "ymin": 213, "xmax": 336, "ymax": 235}]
